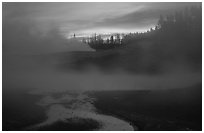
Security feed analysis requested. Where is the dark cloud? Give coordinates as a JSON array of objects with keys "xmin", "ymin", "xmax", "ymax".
[
  {"xmin": 93, "ymin": 9, "xmax": 160, "ymax": 30},
  {"xmin": 87, "ymin": 2, "xmax": 201, "ymax": 32}
]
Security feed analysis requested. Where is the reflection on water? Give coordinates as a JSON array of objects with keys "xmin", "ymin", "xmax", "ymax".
[
  {"xmin": 28, "ymin": 90, "xmax": 134, "ymax": 131},
  {"xmin": 3, "ymin": 52, "xmax": 201, "ymax": 131}
]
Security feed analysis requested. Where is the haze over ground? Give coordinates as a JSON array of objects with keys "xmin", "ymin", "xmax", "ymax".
[
  {"xmin": 2, "ymin": 2, "xmax": 202, "ymax": 131},
  {"xmin": 2, "ymin": 2, "xmax": 201, "ymax": 92}
]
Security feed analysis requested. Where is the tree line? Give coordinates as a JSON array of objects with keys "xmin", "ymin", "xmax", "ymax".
[{"xmin": 83, "ymin": 5, "xmax": 201, "ymax": 52}]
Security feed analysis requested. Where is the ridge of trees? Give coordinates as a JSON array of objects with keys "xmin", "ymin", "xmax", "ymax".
[{"xmin": 83, "ymin": 5, "xmax": 201, "ymax": 51}]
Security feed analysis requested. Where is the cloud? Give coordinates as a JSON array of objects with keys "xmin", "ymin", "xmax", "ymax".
[
  {"xmin": 3, "ymin": 2, "xmax": 201, "ymax": 37},
  {"xmin": 92, "ymin": 3, "xmax": 200, "ymax": 30},
  {"xmin": 65, "ymin": 2, "xmax": 200, "ymax": 34},
  {"xmin": 3, "ymin": 14, "xmax": 92, "ymax": 55}
]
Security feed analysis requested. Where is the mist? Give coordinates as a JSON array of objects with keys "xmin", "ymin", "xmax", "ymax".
[
  {"xmin": 2, "ymin": 3, "xmax": 202, "ymax": 131},
  {"xmin": 3, "ymin": 14, "xmax": 201, "ymax": 94}
]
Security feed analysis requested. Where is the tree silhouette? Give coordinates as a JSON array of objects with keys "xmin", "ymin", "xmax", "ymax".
[{"xmin": 83, "ymin": 5, "xmax": 201, "ymax": 54}]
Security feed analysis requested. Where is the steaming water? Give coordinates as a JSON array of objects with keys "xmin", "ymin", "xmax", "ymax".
[
  {"xmin": 3, "ymin": 53, "xmax": 135, "ymax": 131},
  {"xmin": 3, "ymin": 4, "xmax": 202, "ymax": 130},
  {"xmin": 3, "ymin": 46, "xmax": 201, "ymax": 131},
  {"xmin": 28, "ymin": 91, "xmax": 134, "ymax": 130}
]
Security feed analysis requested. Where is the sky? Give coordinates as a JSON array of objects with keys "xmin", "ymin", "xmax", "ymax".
[{"xmin": 3, "ymin": 2, "xmax": 200, "ymax": 38}]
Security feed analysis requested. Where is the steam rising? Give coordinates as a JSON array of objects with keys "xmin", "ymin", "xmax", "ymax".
[
  {"xmin": 3, "ymin": 2, "xmax": 201, "ymax": 93},
  {"xmin": 3, "ymin": 3, "xmax": 201, "ymax": 131},
  {"xmin": 3, "ymin": 15, "xmax": 201, "ymax": 93}
]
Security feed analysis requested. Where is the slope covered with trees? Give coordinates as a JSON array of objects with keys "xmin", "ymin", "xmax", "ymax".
[
  {"xmin": 85, "ymin": 5, "xmax": 201, "ymax": 52},
  {"xmin": 69, "ymin": 5, "xmax": 201, "ymax": 74}
]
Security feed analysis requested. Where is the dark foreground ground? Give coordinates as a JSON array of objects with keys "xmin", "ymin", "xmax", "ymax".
[
  {"xmin": 2, "ymin": 83, "xmax": 202, "ymax": 131},
  {"xmin": 88, "ymin": 83, "xmax": 202, "ymax": 131},
  {"xmin": 2, "ymin": 88, "xmax": 101, "ymax": 131}
]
